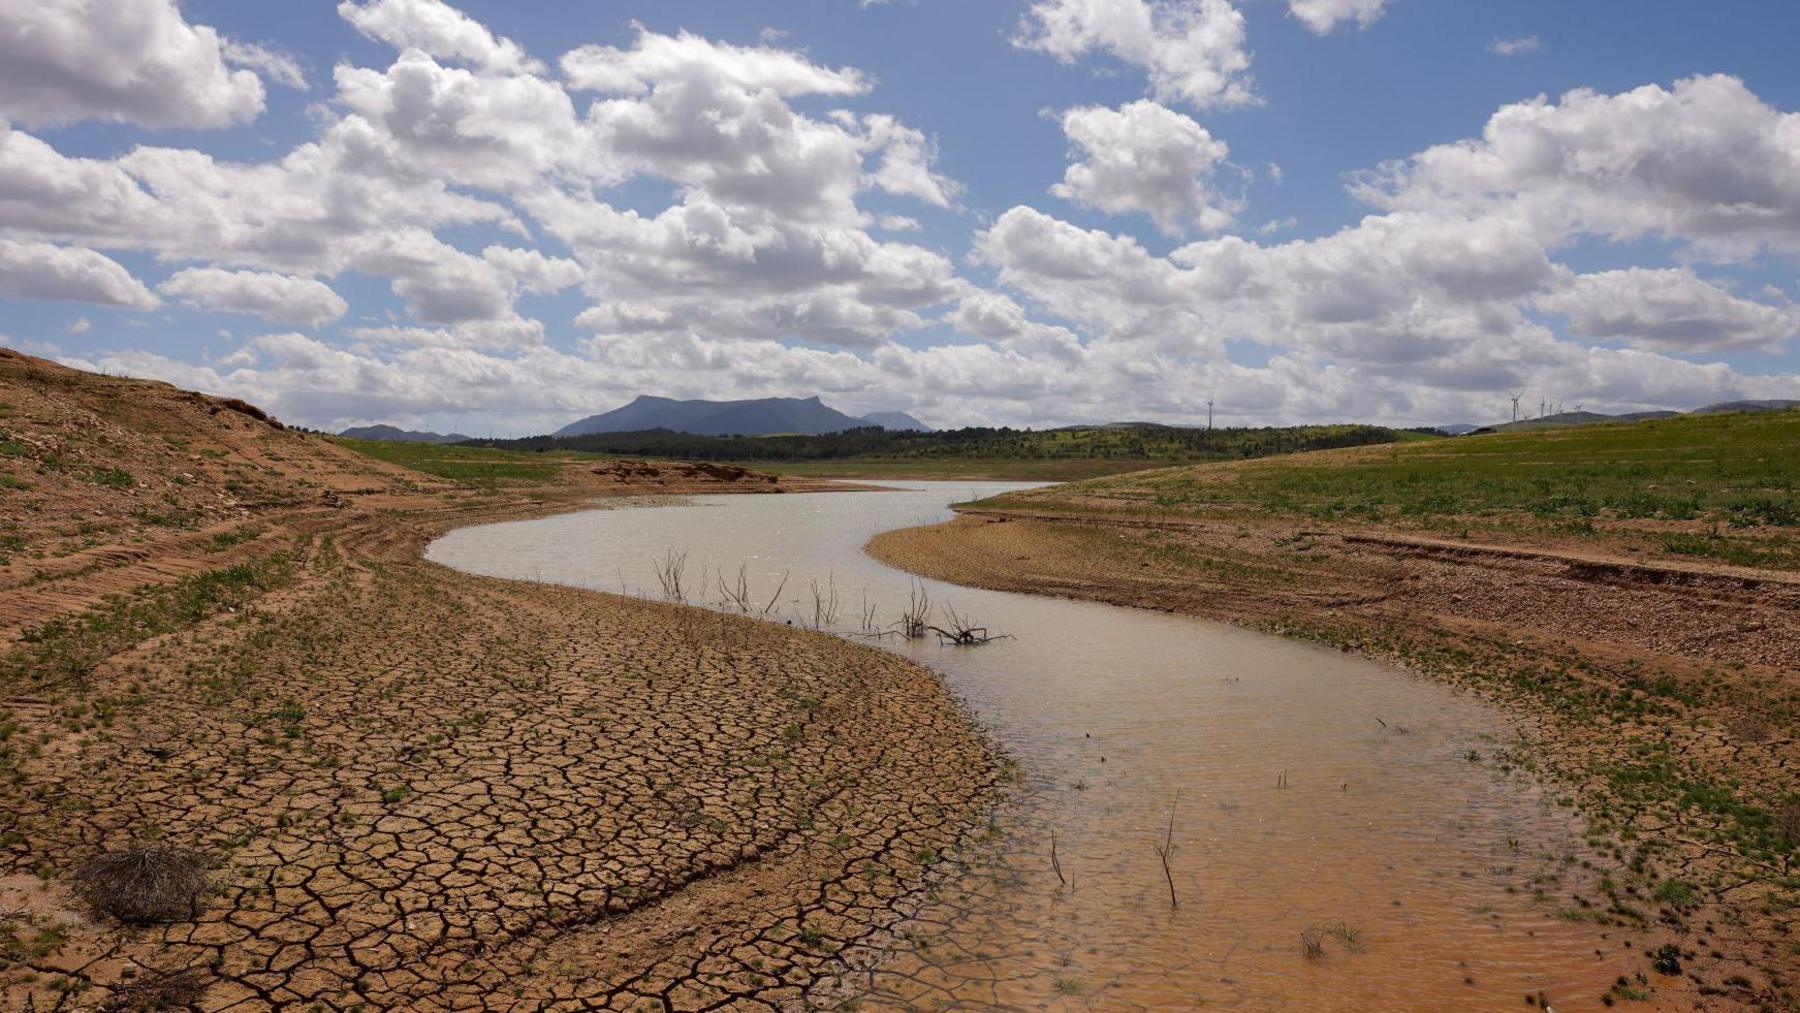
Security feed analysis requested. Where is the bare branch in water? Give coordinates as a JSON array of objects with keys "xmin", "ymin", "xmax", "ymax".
[
  {"xmin": 759, "ymin": 569, "xmax": 790, "ymax": 619},
  {"xmin": 653, "ymin": 549, "xmax": 688, "ymax": 603}
]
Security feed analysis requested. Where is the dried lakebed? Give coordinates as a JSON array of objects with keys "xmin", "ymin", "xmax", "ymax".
[{"xmin": 429, "ymin": 482, "xmax": 1685, "ymax": 1010}]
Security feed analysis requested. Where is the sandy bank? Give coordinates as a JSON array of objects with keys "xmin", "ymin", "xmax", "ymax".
[{"xmin": 869, "ymin": 509, "xmax": 1799, "ymax": 1006}]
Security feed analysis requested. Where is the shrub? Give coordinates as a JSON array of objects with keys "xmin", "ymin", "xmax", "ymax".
[{"xmin": 74, "ymin": 846, "xmax": 211, "ymax": 925}]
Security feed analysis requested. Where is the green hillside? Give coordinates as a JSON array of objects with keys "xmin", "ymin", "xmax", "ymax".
[{"xmin": 979, "ymin": 409, "xmax": 1800, "ymax": 568}]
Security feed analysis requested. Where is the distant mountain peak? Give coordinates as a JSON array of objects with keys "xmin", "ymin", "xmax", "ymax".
[
  {"xmin": 556, "ymin": 395, "xmax": 867, "ymax": 437},
  {"xmin": 339, "ymin": 424, "xmax": 470, "ymax": 444},
  {"xmin": 859, "ymin": 410, "xmax": 931, "ymax": 432}
]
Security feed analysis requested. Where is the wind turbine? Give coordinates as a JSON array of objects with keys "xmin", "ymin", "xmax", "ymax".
[{"xmin": 1509, "ymin": 390, "xmax": 1525, "ymax": 423}]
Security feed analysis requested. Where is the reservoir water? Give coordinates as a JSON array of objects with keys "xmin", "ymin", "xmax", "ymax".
[{"xmin": 429, "ymin": 482, "xmax": 1661, "ymax": 1010}]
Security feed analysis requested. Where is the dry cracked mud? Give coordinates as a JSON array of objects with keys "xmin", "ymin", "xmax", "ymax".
[{"xmin": 0, "ymin": 349, "xmax": 1000, "ymax": 1010}]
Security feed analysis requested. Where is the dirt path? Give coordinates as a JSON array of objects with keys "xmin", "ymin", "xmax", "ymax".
[
  {"xmin": 869, "ymin": 509, "xmax": 1800, "ymax": 1008},
  {"xmin": 0, "ymin": 350, "xmax": 1000, "ymax": 1010}
]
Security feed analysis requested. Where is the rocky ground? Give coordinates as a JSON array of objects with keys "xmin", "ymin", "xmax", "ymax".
[
  {"xmin": 0, "ymin": 349, "xmax": 999, "ymax": 1010},
  {"xmin": 870, "ymin": 509, "xmax": 1800, "ymax": 1010}
]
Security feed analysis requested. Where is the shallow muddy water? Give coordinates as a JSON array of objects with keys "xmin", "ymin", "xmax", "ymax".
[{"xmin": 430, "ymin": 484, "xmax": 1662, "ymax": 1010}]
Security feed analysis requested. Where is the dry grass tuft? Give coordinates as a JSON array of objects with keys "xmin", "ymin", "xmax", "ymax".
[
  {"xmin": 75, "ymin": 846, "xmax": 212, "ymax": 925},
  {"xmin": 105, "ymin": 967, "xmax": 212, "ymax": 1011}
]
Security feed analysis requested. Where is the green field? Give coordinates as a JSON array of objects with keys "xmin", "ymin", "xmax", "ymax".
[
  {"xmin": 980, "ymin": 410, "xmax": 1800, "ymax": 568},
  {"xmin": 335, "ymin": 437, "xmax": 571, "ymax": 487}
]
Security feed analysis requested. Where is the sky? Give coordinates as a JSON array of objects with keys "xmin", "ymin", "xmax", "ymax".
[{"xmin": 1, "ymin": 0, "xmax": 1797, "ymax": 434}]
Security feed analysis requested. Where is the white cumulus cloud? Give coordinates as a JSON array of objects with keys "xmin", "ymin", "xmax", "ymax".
[
  {"xmin": 0, "ymin": 240, "xmax": 158, "ymax": 309},
  {"xmin": 1052, "ymin": 100, "xmax": 1238, "ymax": 235},
  {"xmin": 1015, "ymin": 0, "xmax": 1255, "ymax": 109},
  {"xmin": 1353, "ymin": 75, "xmax": 1800, "ymax": 260},
  {"xmin": 1536, "ymin": 268, "xmax": 1799, "ymax": 354},
  {"xmin": 1287, "ymin": 0, "xmax": 1388, "ymax": 34},
  {"xmin": 158, "ymin": 268, "xmax": 348, "ymax": 326}
]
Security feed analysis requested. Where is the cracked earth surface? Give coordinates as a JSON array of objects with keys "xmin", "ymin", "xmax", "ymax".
[{"xmin": 0, "ymin": 350, "xmax": 1000, "ymax": 1009}]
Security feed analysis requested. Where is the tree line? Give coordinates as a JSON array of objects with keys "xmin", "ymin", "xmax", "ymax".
[{"xmin": 458, "ymin": 423, "xmax": 1428, "ymax": 463}]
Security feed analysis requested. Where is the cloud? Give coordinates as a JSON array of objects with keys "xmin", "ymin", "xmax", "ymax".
[
  {"xmin": 1352, "ymin": 75, "xmax": 1800, "ymax": 260},
  {"xmin": 574, "ymin": 30, "xmax": 947, "ymax": 227},
  {"xmin": 1286, "ymin": 0, "xmax": 1388, "ymax": 34},
  {"xmin": 480, "ymin": 246, "xmax": 583, "ymax": 294},
  {"xmin": 1051, "ymin": 100, "xmax": 1238, "ymax": 234},
  {"xmin": 1488, "ymin": 35, "xmax": 1541, "ymax": 56},
  {"xmin": 0, "ymin": 0, "xmax": 268, "ymax": 128},
  {"xmin": 338, "ymin": 0, "xmax": 536, "ymax": 72},
  {"xmin": 5, "ymin": 4, "xmax": 1794, "ymax": 432},
  {"xmin": 1015, "ymin": 0, "xmax": 1255, "ymax": 109},
  {"xmin": 0, "ymin": 240, "xmax": 159, "ymax": 309},
  {"xmin": 858, "ymin": 114, "xmax": 960, "ymax": 207},
  {"xmin": 0, "ymin": 9, "xmax": 965, "ymax": 363},
  {"xmin": 221, "ymin": 41, "xmax": 308, "ymax": 90},
  {"xmin": 158, "ymin": 268, "xmax": 348, "ymax": 326},
  {"xmin": 562, "ymin": 27, "xmax": 867, "ymax": 97},
  {"xmin": 66, "ymin": 317, "xmax": 91, "ymax": 335},
  {"xmin": 332, "ymin": 48, "xmax": 595, "ymax": 191},
  {"xmin": 1536, "ymin": 268, "xmax": 1799, "ymax": 353},
  {"xmin": 0, "ymin": 119, "xmax": 517, "ymax": 273}
]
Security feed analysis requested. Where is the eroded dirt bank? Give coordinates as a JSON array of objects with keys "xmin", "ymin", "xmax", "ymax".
[
  {"xmin": 0, "ymin": 349, "xmax": 999, "ymax": 1009},
  {"xmin": 870, "ymin": 509, "xmax": 1800, "ymax": 1008}
]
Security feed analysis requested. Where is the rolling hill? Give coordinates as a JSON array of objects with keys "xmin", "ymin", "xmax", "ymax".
[{"xmin": 339, "ymin": 424, "xmax": 471, "ymax": 443}]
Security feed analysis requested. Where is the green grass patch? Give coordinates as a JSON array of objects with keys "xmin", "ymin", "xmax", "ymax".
[
  {"xmin": 982, "ymin": 410, "xmax": 1800, "ymax": 567},
  {"xmin": 335, "ymin": 438, "xmax": 564, "ymax": 487},
  {"xmin": 1, "ymin": 553, "xmax": 296, "ymax": 689},
  {"xmin": 79, "ymin": 466, "xmax": 135, "ymax": 488},
  {"xmin": 206, "ymin": 524, "xmax": 265, "ymax": 551}
]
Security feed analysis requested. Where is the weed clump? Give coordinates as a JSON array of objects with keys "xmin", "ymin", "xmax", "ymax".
[
  {"xmin": 105, "ymin": 967, "xmax": 211, "ymax": 1011},
  {"xmin": 74, "ymin": 845, "xmax": 211, "ymax": 925}
]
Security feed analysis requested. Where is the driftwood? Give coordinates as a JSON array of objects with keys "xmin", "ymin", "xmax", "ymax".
[{"xmin": 925, "ymin": 603, "xmax": 1013, "ymax": 645}]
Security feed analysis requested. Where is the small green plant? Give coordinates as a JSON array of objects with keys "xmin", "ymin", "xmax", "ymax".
[
  {"xmin": 1651, "ymin": 878, "xmax": 1696, "ymax": 908},
  {"xmin": 82, "ymin": 467, "xmax": 136, "ymax": 488}
]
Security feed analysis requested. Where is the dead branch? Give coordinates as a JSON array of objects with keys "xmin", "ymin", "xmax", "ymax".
[
  {"xmin": 926, "ymin": 602, "xmax": 1013, "ymax": 645},
  {"xmin": 759, "ymin": 569, "xmax": 790, "ymax": 619},
  {"xmin": 717, "ymin": 562, "xmax": 751, "ymax": 612},
  {"xmin": 652, "ymin": 549, "xmax": 688, "ymax": 603},
  {"xmin": 808, "ymin": 572, "xmax": 841, "ymax": 630},
  {"xmin": 1152, "ymin": 791, "xmax": 1178, "ymax": 910},
  {"xmin": 892, "ymin": 580, "xmax": 932, "ymax": 639}
]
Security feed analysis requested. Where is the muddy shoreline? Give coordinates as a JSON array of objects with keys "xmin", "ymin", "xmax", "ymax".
[{"xmin": 868, "ymin": 508, "xmax": 1799, "ymax": 1007}]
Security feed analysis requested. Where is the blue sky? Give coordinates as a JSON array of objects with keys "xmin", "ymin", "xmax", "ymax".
[{"xmin": 1, "ymin": 0, "xmax": 1796, "ymax": 433}]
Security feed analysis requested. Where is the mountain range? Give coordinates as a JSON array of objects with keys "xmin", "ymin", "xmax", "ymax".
[
  {"xmin": 339, "ymin": 424, "xmax": 472, "ymax": 444},
  {"xmin": 553, "ymin": 395, "xmax": 930, "ymax": 437}
]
